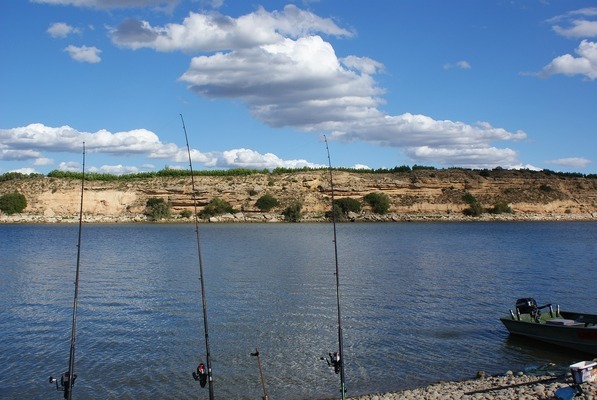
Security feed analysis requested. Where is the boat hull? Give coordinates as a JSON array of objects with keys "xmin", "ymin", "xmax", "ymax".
[{"xmin": 500, "ymin": 311, "xmax": 597, "ymax": 355}]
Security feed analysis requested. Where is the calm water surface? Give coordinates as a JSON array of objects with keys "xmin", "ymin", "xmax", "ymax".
[{"xmin": 0, "ymin": 222, "xmax": 596, "ymax": 399}]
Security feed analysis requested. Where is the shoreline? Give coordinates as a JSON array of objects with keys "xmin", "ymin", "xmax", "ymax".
[
  {"xmin": 1, "ymin": 211, "xmax": 596, "ymax": 224},
  {"xmin": 348, "ymin": 368, "xmax": 597, "ymax": 400}
]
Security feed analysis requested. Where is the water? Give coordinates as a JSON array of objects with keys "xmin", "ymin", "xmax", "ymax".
[{"xmin": 0, "ymin": 222, "xmax": 595, "ymax": 399}]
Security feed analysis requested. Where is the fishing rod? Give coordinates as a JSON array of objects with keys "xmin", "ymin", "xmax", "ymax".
[
  {"xmin": 49, "ymin": 143, "xmax": 85, "ymax": 400},
  {"xmin": 180, "ymin": 114, "xmax": 215, "ymax": 400},
  {"xmin": 324, "ymin": 135, "xmax": 347, "ymax": 400}
]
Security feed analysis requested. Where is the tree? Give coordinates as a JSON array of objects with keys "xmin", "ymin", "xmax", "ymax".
[
  {"xmin": 282, "ymin": 202, "xmax": 302, "ymax": 222},
  {"xmin": 200, "ymin": 197, "xmax": 234, "ymax": 218},
  {"xmin": 0, "ymin": 192, "xmax": 27, "ymax": 215},
  {"xmin": 144, "ymin": 197, "xmax": 171, "ymax": 220},
  {"xmin": 363, "ymin": 192, "xmax": 390, "ymax": 214},
  {"xmin": 255, "ymin": 194, "xmax": 279, "ymax": 211}
]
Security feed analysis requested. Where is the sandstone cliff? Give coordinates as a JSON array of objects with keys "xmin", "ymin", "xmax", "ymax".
[{"xmin": 1, "ymin": 169, "xmax": 596, "ymax": 222}]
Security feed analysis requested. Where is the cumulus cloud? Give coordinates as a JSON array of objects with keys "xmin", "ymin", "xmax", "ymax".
[
  {"xmin": 0, "ymin": 124, "xmax": 320, "ymax": 174},
  {"xmin": 539, "ymin": 8, "xmax": 597, "ymax": 80},
  {"xmin": 110, "ymin": 5, "xmax": 352, "ymax": 52},
  {"xmin": 539, "ymin": 40, "xmax": 597, "ymax": 80},
  {"xmin": 35, "ymin": 4, "xmax": 530, "ymax": 170},
  {"xmin": 546, "ymin": 157, "xmax": 592, "ymax": 169},
  {"xmin": 64, "ymin": 45, "xmax": 102, "ymax": 63},
  {"xmin": 47, "ymin": 22, "xmax": 80, "ymax": 38}
]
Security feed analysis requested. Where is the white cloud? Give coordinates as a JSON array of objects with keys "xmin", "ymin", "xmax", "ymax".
[
  {"xmin": 110, "ymin": 5, "xmax": 352, "ymax": 52},
  {"xmin": 34, "ymin": 157, "xmax": 54, "ymax": 166},
  {"xmin": 443, "ymin": 60, "xmax": 471, "ymax": 70},
  {"xmin": 9, "ymin": 167, "xmax": 37, "ymax": 174},
  {"xmin": 550, "ymin": 7, "xmax": 597, "ymax": 38},
  {"xmin": 47, "ymin": 22, "xmax": 80, "ymax": 38},
  {"xmin": 539, "ymin": 40, "xmax": 597, "ymax": 80},
  {"xmin": 0, "ymin": 124, "xmax": 320, "ymax": 172},
  {"xmin": 404, "ymin": 145, "xmax": 520, "ymax": 170},
  {"xmin": 113, "ymin": 5, "xmax": 525, "ymax": 170},
  {"xmin": 215, "ymin": 148, "xmax": 322, "ymax": 169},
  {"xmin": 64, "ymin": 45, "xmax": 102, "ymax": 63},
  {"xmin": 546, "ymin": 157, "xmax": 592, "ymax": 169},
  {"xmin": 88, "ymin": 164, "xmax": 141, "ymax": 175}
]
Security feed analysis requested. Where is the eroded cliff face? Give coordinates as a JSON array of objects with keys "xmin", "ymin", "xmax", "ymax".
[{"xmin": 1, "ymin": 169, "xmax": 596, "ymax": 221}]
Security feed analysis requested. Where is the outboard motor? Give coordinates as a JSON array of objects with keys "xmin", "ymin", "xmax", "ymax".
[{"xmin": 515, "ymin": 298, "xmax": 538, "ymax": 315}]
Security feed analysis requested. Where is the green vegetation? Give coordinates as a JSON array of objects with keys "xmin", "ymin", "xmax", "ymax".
[
  {"xmin": 2, "ymin": 165, "xmax": 594, "ymax": 184},
  {"xmin": 144, "ymin": 197, "xmax": 171, "ymax": 220},
  {"xmin": 0, "ymin": 172, "xmax": 44, "ymax": 182},
  {"xmin": 180, "ymin": 209, "xmax": 193, "ymax": 219},
  {"xmin": 363, "ymin": 192, "xmax": 390, "ymax": 214},
  {"xmin": 0, "ymin": 192, "xmax": 27, "ymax": 215},
  {"xmin": 327, "ymin": 197, "xmax": 362, "ymax": 219},
  {"xmin": 255, "ymin": 194, "xmax": 279, "ymax": 211},
  {"xmin": 462, "ymin": 192, "xmax": 484, "ymax": 217},
  {"xmin": 282, "ymin": 202, "xmax": 302, "ymax": 222},
  {"xmin": 490, "ymin": 200, "xmax": 512, "ymax": 214},
  {"xmin": 334, "ymin": 197, "xmax": 362, "ymax": 214},
  {"xmin": 199, "ymin": 198, "xmax": 234, "ymax": 218}
]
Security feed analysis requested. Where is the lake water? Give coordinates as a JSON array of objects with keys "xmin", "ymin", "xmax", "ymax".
[{"xmin": 0, "ymin": 222, "xmax": 596, "ymax": 399}]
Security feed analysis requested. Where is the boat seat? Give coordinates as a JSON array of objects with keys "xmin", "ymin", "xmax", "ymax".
[{"xmin": 546, "ymin": 319, "xmax": 578, "ymax": 326}]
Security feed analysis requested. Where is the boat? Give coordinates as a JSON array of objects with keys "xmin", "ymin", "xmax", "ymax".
[{"xmin": 500, "ymin": 298, "xmax": 597, "ymax": 355}]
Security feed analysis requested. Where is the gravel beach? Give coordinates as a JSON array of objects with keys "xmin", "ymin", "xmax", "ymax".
[{"xmin": 349, "ymin": 368, "xmax": 597, "ymax": 400}]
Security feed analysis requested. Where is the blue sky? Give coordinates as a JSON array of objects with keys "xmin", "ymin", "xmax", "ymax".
[{"xmin": 1, "ymin": 0, "xmax": 596, "ymax": 175}]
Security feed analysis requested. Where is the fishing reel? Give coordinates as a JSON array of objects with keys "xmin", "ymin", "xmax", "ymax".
[
  {"xmin": 49, "ymin": 372, "xmax": 77, "ymax": 399},
  {"xmin": 321, "ymin": 352, "xmax": 342, "ymax": 374},
  {"xmin": 192, "ymin": 363, "xmax": 208, "ymax": 388}
]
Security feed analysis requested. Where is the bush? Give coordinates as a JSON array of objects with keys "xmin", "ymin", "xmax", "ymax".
[
  {"xmin": 180, "ymin": 209, "xmax": 193, "ymax": 218},
  {"xmin": 282, "ymin": 202, "xmax": 302, "ymax": 222},
  {"xmin": 145, "ymin": 197, "xmax": 171, "ymax": 220},
  {"xmin": 462, "ymin": 192, "xmax": 484, "ymax": 217},
  {"xmin": 334, "ymin": 197, "xmax": 361, "ymax": 215},
  {"xmin": 255, "ymin": 194, "xmax": 279, "ymax": 211},
  {"xmin": 363, "ymin": 192, "xmax": 390, "ymax": 214},
  {"xmin": 200, "ymin": 198, "xmax": 234, "ymax": 218},
  {"xmin": 490, "ymin": 200, "xmax": 512, "ymax": 214},
  {"xmin": 0, "ymin": 192, "xmax": 27, "ymax": 215}
]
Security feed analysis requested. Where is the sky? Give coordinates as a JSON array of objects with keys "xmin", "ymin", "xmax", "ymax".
[{"xmin": 1, "ymin": 0, "xmax": 596, "ymax": 176}]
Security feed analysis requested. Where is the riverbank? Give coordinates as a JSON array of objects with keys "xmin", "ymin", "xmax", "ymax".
[
  {"xmin": 349, "ymin": 368, "xmax": 597, "ymax": 400},
  {"xmin": 1, "ymin": 211, "xmax": 596, "ymax": 224}
]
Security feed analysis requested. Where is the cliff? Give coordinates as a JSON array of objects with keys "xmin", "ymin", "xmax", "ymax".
[{"xmin": 1, "ymin": 169, "xmax": 596, "ymax": 223}]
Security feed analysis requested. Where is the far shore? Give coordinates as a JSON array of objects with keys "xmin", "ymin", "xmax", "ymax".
[{"xmin": 1, "ymin": 211, "xmax": 596, "ymax": 224}]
